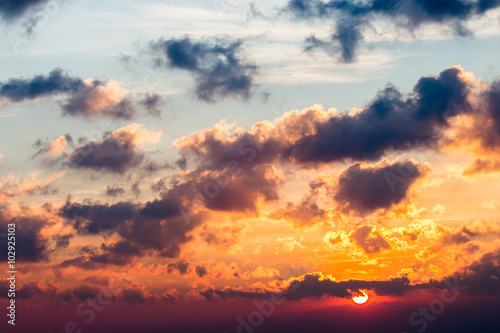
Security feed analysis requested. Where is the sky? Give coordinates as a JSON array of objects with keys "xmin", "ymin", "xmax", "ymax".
[{"xmin": 1, "ymin": 0, "xmax": 500, "ymax": 332}]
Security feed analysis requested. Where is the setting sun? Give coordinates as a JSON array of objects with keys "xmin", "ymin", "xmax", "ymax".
[{"xmin": 352, "ymin": 290, "xmax": 369, "ymax": 305}]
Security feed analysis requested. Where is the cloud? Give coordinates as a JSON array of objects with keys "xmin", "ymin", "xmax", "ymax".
[
  {"xmin": 46, "ymin": 135, "xmax": 71, "ymax": 155},
  {"xmin": 150, "ymin": 36, "xmax": 258, "ymax": 103},
  {"xmin": 284, "ymin": 272, "xmax": 412, "ymax": 300},
  {"xmin": 165, "ymin": 259, "xmax": 210, "ymax": 278},
  {"xmin": 0, "ymin": 68, "xmax": 165, "ymax": 119},
  {"xmin": 276, "ymin": 236, "xmax": 306, "ymax": 252},
  {"xmin": 10, "ymin": 247, "xmax": 500, "ymax": 306},
  {"xmin": 333, "ymin": 159, "xmax": 430, "ymax": 214},
  {"xmin": 210, "ymin": 248, "xmax": 500, "ymax": 301},
  {"xmin": 0, "ymin": 68, "xmax": 84, "ymax": 102},
  {"xmin": 68, "ymin": 123, "xmax": 162, "ymax": 174},
  {"xmin": 175, "ymin": 66, "xmax": 473, "ymax": 169},
  {"xmin": 0, "ymin": 0, "xmax": 48, "ymax": 19},
  {"xmin": 448, "ymin": 78, "xmax": 500, "ymax": 156},
  {"xmin": 323, "ymin": 225, "xmax": 393, "ymax": 257},
  {"xmin": 483, "ymin": 81, "xmax": 500, "ymax": 145},
  {"xmin": 323, "ymin": 229, "xmax": 364, "ymax": 257},
  {"xmin": 121, "ymin": 288, "xmax": 148, "ymax": 304},
  {"xmin": 481, "ymin": 199, "xmax": 497, "ymax": 210},
  {"xmin": 463, "ymin": 158, "xmax": 500, "ymax": 176},
  {"xmin": 167, "ymin": 259, "xmax": 191, "ymax": 275},
  {"xmin": 200, "ymin": 223, "xmax": 245, "ymax": 251},
  {"xmin": 59, "ymin": 186, "xmax": 205, "ymax": 260},
  {"xmin": 0, "ymin": 170, "xmax": 65, "ymax": 204},
  {"xmin": 283, "ymin": 0, "xmax": 500, "ymax": 62},
  {"xmin": 60, "ymin": 154, "xmax": 282, "ymax": 261},
  {"xmin": 58, "ymin": 250, "xmax": 137, "ymax": 269},
  {"xmin": 441, "ymin": 221, "xmax": 500, "ymax": 246},
  {"xmin": 269, "ymin": 182, "xmax": 328, "ymax": 227},
  {"xmin": 322, "ymin": 219, "xmax": 460, "ymax": 259},
  {"xmin": 270, "ymin": 201, "xmax": 327, "ymax": 227},
  {"xmin": 105, "ymin": 185, "xmax": 125, "ymax": 197},
  {"xmin": 138, "ymin": 93, "xmax": 164, "ymax": 118},
  {"xmin": 160, "ymin": 163, "xmax": 283, "ymax": 215},
  {"xmin": 459, "ymin": 248, "xmax": 500, "ymax": 295},
  {"xmin": 33, "ymin": 134, "xmax": 73, "ymax": 159},
  {"xmin": 350, "ymin": 225, "xmax": 391, "ymax": 254},
  {"xmin": 60, "ymin": 79, "xmax": 137, "ymax": 119},
  {"xmin": 0, "ymin": 203, "xmax": 58, "ymax": 262}
]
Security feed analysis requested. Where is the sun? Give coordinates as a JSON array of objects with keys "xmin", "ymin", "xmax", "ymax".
[{"xmin": 352, "ymin": 290, "xmax": 369, "ymax": 305}]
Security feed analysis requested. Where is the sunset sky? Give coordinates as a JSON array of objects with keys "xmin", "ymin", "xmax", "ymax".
[{"xmin": 1, "ymin": 1, "xmax": 500, "ymax": 332}]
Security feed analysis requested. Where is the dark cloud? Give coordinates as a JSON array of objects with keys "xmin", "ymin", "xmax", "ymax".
[
  {"xmin": 0, "ymin": 0, "xmax": 48, "ymax": 19},
  {"xmin": 72, "ymin": 284, "xmax": 100, "ymax": 301},
  {"xmin": 60, "ymin": 192, "xmax": 204, "ymax": 259},
  {"xmin": 105, "ymin": 185, "xmax": 126, "ymax": 197},
  {"xmin": 0, "ymin": 68, "xmax": 164, "ymax": 119},
  {"xmin": 166, "ymin": 259, "xmax": 209, "ymax": 277},
  {"xmin": 61, "ymin": 200, "xmax": 137, "ymax": 234},
  {"xmin": 70, "ymin": 135, "xmax": 143, "ymax": 174},
  {"xmin": 199, "ymin": 287, "xmax": 270, "ymax": 302},
  {"xmin": 195, "ymin": 265, "xmax": 208, "ymax": 278},
  {"xmin": 458, "ymin": 248, "xmax": 500, "ymax": 295},
  {"xmin": 477, "ymin": 81, "xmax": 500, "ymax": 149},
  {"xmin": 0, "ymin": 68, "xmax": 83, "ymax": 102},
  {"xmin": 144, "ymin": 162, "xmax": 282, "ymax": 216},
  {"xmin": 177, "ymin": 67, "xmax": 472, "ymax": 170},
  {"xmin": 285, "ymin": 273, "xmax": 412, "ymax": 300},
  {"xmin": 151, "ymin": 177, "xmax": 168, "ymax": 192},
  {"xmin": 58, "ymin": 247, "xmax": 139, "ymax": 269},
  {"xmin": 83, "ymin": 275, "xmax": 110, "ymax": 287},
  {"xmin": 199, "ymin": 165, "xmax": 282, "ymax": 213},
  {"xmin": 304, "ymin": 17, "xmax": 364, "ymax": 63},
  {"xmin": 283, "ymin": 67, "xmax": 471, "ymax": 164},
  {"xmin": 283, "ymin": 0, "xmax": 500, "ymax": 62},
  {"xmin": 121, "ymin": 288, "xmax": 147, "ymax": 304},
  {"xmin": 150, "ymin": 37, "xmax": 258, "ymax": 103},
  {"xmin": 60, "ymin": 155, "xmax": 281, "ymax": 260},
  {"xmin": 131, "ymin": 181, "xmax": 141, "ymax": 198},
  {"xmin": 0, "ymin": 207, "xmax": 53, "ymax": 262},
  {"xmin": 67, "ymin": 125, "xmax": 157, "ymax": 174},
  {"xmin": 17, "ymin": 282, "xmax": 62, "ymax": 300},
  {"xmin": 141, "ymin": 160, "xmax": 172, "ymax": 175},
  {"xmin": 167, "ymin": 259, "xmax": 191, "ymax": 275},
  {"xmin": 59, "ymin": 256, "xmax": 98, "ymax": 270},
  {"xmin": 452, "ymin": 78, "xmax": 500, "ymax": 156},
  {"xmin": 53, "ymin": 233, "xmax": 73, "ymax": 248},
  {"xmin": 138, "ymin": 93, "xmax": 164, "ymax": 118},
  {"xmin": 334, "ymin": 160, "xmax": 428, "ymax": 214}
]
